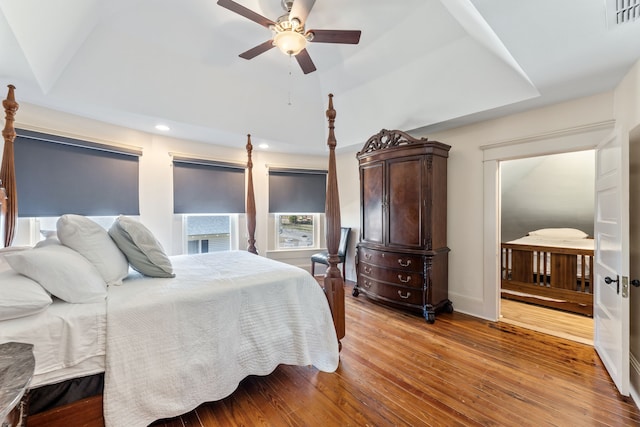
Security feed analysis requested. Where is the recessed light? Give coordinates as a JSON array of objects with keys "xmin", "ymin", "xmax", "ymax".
[
  {"xmin": 155, "ymin": 124, "xmax": 170, "ymax": 131},
  {"xmin": 258, "ymin": 143, "xmax": 269, "ymax": 149}
]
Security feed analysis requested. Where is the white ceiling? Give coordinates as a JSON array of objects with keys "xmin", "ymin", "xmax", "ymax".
[{"xmin": 1, "ymin": 0, "xmax": 639, "ymax": 155}]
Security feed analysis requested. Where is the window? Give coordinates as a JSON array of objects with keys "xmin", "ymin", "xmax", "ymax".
[
  {"xmin": 268, "ymin": 168, "xmax": 327, "ymax": 250},
  {"xmin": 277, "ymin": 214, "xmax": 314, "ymax": 248},
  {"xmin": 172, "ymin": 156, "xmax": 245, "ymax": 254},
  {"xmin": 185, "ymin": 215, "xmax": 233, "ymax": 254}
]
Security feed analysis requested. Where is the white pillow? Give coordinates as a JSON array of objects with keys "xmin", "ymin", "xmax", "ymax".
[
  {"xmin": 5, "ymin": 245, "xmax": 107, "ymax": 304},
  {"xmin": 527, "ymin": 228, "xmax": 589, "ymax": 239},
  {"xmin": 108, "ymin": 215, "xmax": 175, "ymax": 278},
  {"xmin": 0, "ymin": 269, "xmax": 53, "ymax": 321},
  {"xmin": 0, "ymin": 246, "xmax": 32, "ymax": 272},
  {"xmin": 57, "ymin": 214, "xmax": 129, "ymax": 285},
  {"xmin": 35, "ymin": 237, "xmax": 62, "ymax": 248}
]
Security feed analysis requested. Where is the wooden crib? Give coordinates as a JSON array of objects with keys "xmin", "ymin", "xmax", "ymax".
[{"xmin": 501, "ymin": 235, "xmax": 594, "ymax": 316}]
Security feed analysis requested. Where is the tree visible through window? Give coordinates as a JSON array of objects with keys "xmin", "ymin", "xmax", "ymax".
[{"xmin": 278, "ymin": 215, "xmax": 314, "ymax": 248}]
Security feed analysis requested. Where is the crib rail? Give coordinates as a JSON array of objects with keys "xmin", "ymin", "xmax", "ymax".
[{"xmin": 501, "ymin": 243, "xmax": 594, "ymax": 316}]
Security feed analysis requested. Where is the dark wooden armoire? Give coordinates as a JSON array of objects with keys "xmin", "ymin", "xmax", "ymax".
[{"xmin": 353, "ymin": 129, "xmax": 452, "ymax": 323}]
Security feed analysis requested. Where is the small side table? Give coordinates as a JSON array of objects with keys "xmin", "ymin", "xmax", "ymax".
[{"xmin": 0, "ymin": 342, "xmax": 35, "ymax": 427}]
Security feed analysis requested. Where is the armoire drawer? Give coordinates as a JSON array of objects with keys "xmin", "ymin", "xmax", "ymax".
[
  {"xmin": 358, "ymin": 277, "xmax": 423, "ymax": 306},
  {"xmin": 359, "ymin": 262, "xmax": 423, "ymax": 289},
  {"xmin": 358, "ymin": 247, "xmax": 423, "ymax": 273}
]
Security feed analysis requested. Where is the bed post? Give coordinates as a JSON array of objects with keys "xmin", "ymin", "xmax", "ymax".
[
  {"xmin": 323, "ymin": 94, "xmax": 345, "ymax": 349},
  {"xmin": 0, "ymin": 84, "xmax": 18, "ymax": 248},
  {"xmin": 246, "ymin": 134, "xmax": 258, "ymax": 254}
]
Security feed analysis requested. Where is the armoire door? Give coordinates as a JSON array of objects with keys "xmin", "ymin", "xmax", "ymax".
[
  {"xmin": 361, "ymin": 162, "xmax": 384, "ymax": 244},
  {"xmin": 387, "ymin": 156, "xmax": 423, "ymax": 249}
]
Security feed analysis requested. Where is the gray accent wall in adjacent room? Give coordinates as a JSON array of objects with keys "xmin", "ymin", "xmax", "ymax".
[{"xmin": 501, "ymin": 150, "xmax": 595, "ymax": 242}]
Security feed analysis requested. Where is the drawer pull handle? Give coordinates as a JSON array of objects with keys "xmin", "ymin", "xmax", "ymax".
[
  {"xmin": 398, "ymin": 259, "xmax": 412, "ymax": 267},
  {"xmin": 398, "ymin": 274, "xmax": 411, "ymax": 283},
  {"xmin": 364, "ymin": 266, "xmax": 372, "ymax": 274},
  {"xmin": 363, "ymin": 281, "xmax": 372, "ymax": 289},
  {"xmin": 398, "ymin": 290, "xmax": 411, "ymax": 299},
  {"xmin": 364, "ymin": 253, "xmax": 372, "ymax": 260}
]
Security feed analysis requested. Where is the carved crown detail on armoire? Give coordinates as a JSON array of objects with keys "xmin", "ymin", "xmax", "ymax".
[{"xmin": 353, "ymin": 129, "xmax": 452, "ymax": 323}]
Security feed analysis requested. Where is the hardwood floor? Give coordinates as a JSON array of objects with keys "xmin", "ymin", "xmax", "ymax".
[
  {"xmin": 147, "ymin": 281, "xmax": 638, "ymax": 427},
  {"xmin": 500, "ymin": 297, "xmax": 594, "ymax": 345}
]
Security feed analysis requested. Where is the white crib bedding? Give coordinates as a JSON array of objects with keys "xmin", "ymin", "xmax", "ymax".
[{"xmin": 506, "ymin": 235, "xmax": 594, "ymax": 250}]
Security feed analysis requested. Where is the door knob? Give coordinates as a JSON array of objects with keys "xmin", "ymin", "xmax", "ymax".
[
  {"xmin": 632, "ymin": 279, "xmax": 640, "ymax": 288},
  {"xmin": 605, "ymin": 275, "xmax": 620, "ymax": 294}
]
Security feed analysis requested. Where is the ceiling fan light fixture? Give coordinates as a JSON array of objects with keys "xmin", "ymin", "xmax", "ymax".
[{"xmin": 273, "ymin": 30, "xmax": 306, "ymax": 56}]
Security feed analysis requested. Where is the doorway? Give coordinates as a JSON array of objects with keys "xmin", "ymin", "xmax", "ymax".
[{"xmin": 498, "ymin": 150, "xmax": 595, "ymax": 344}]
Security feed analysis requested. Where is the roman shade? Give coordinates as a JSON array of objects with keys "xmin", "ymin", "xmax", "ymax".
[
  {"xmin": 268, "ymin": 168, "xmax": 327, "ymax": 213},
  {"xmin": 173, "ymin": 156, "xmax": 245, "ymax": 214},
  {"xmin": 13, "ymin": 129, "xmax": 141, "ymax": 217}
]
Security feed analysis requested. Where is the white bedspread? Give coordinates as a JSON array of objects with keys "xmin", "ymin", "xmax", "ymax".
[{"xmin": 103, "ymin": 251, "xmax": 339, "ymax": 427}]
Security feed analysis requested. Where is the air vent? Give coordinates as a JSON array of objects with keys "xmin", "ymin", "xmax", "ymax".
[{"xmin": 608, "ymin": 0, "xmax": 640, "ymax": 26}]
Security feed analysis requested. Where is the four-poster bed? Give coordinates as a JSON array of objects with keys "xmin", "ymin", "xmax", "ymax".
[{"xmin": 0, "ymin": 85, "xmax": 346, "ymax": 426}]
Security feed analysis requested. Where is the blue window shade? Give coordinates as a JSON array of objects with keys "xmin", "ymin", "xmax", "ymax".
[
  {"xmin": 173, "ymin": 158, "xmax": 245, "ymax": 214},
  {"xmin": 13, "ymin": 129, "xmax": 140, "ymax": 217},
  {"xmin": 268, "ymin": 168, "xmax": 327, "ymax": 213}
]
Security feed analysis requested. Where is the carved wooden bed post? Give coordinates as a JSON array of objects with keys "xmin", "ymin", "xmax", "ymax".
[
  {"xmin": 0, "ymin": 84, "xmax": 19, "ymax": 248},
  {"xmin": 245, "ymin": 134, "xmax": 258, "ymax": 254},
  {"xmin": 323, "ymin": 94, "xmax": 345, "ymax": 348}
]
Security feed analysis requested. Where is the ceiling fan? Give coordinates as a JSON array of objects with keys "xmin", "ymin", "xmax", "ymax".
[{"xmin": 217, "ymin": 0, "xmax": 361, "ymax": 74}]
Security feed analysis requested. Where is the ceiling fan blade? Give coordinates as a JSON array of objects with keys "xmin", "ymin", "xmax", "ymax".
[
  {"xmin": 239, "ymin": 40, "xmax": 275, "ymax": 59},
  {"xmin": 217, "ymin": 0, "xmax": 276, "ymax": 28},
  {"xmin": 308, "ymin": 29, "xmax": 361, "ymax": 44},
  {"xmin": 295, "ymin": 49, "xmax": 316, "ymax": 74},
  {"xmin": 289, "ymin": 0, "xmax": 316, "ymax": 27}
]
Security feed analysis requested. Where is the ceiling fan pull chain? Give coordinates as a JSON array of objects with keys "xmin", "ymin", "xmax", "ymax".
[{"xmin": 288, "ymin": 54, "xmax": 293, "ymax": 106}]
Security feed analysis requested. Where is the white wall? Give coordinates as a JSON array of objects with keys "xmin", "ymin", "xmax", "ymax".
[
  {"xmin": 335, "ymin": 144, "xmax": 360, "ymax": 281},
  {"xmin": 501, "ymin": 150, "xmax": 595, "ymax": 242}
]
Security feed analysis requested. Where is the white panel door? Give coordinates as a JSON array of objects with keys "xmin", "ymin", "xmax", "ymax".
[{"xmin": 594, "ymin": 130, "xmax": 630, "ymax": 396}]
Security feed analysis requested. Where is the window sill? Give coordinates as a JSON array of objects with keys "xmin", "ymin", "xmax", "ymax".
[{"xmin": 266, "ymin": 247, "xmax": 322, "ymax": 254}]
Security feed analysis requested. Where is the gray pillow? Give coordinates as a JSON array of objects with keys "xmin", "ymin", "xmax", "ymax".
[{"xmin": 108, "ymin": 216, "xmax": 175, "ymax": 278}]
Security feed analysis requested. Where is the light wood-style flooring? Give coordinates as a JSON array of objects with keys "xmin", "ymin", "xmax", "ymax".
[
  {"xmin": 500, "ymin": 297, "xmax": 594, "ymax": 345},
  {"xmin": 148, "ymin": 282, "xmax": 636, "ymax": 427}
]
